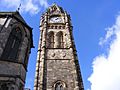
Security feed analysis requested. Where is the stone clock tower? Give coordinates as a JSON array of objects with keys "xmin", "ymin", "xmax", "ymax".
[{"xmin": 34, "ymin": 4, "xmax": 84, "ymax": 90}]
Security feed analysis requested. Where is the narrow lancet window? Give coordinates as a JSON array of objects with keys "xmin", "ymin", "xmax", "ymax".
[
  {"xmin": 55, "ymin": 82, "xmax": 63, "ymax": 90},
  {"xmin": 48, "ymin": 31, "xmax": 54, "ymax": 48},
  {"xmin": 56, "ymin": 31, "xmax": 64, "ymax": 48},
  {"xmin": 1, "ymin": 27, "xmax": 22, "ymax": 60}
]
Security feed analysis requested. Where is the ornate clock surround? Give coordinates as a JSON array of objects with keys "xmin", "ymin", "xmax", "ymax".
[{"xmin": 49, "ymin": 15, "xmax": 64, "ymax": 23}]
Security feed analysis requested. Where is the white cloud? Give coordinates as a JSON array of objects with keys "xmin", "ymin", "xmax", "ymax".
[
  {"xmin": 21, "ymin": 0, "xmax": 39, "ymax": 14},
  {"xmin": 99, "ymin": 24, "xmax": 117, "ymax": 46},
  {"xmin": 0, "ymin": 0, "xmax": 20, "ymax": 8},
  {"xmin": 0, "ymin": 0, "xmax": 49, "ymax": 15},
  {"xmin": 39, "ymin": 0, "xmax": 49, "ymax": 8},
  {"xmin": 87, "ymin": 89, "xmax": 90, "ymax": 90},
  {"xmin": 88, "ymin": 14, "xmax": 120, "ymax": 90}
]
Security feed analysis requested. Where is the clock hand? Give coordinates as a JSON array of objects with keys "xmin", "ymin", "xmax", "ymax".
[{"xmin": 55, "ymin": 17, "xmax": 58, "ymax": 20}]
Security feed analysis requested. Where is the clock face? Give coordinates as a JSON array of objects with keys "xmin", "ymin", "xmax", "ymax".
[{"xmin": 50, "ymin": 17, "xmax": 62, "ymax": 23}]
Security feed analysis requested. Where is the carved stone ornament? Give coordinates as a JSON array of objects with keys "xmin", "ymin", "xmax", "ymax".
[
  {"xmin": 63, "ymin": 53, "xmax": 66, "ymax": 57},
  {"xmin": 51, "ymin": 52, "xmax": 55, "ymax": 57}
]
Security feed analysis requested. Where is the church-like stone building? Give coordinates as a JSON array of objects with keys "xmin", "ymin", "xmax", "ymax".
[
  {"xmin": 0, "ymin": 4, "xmax": 84, "ymax": 90},
  {"xmin": 0, "ymin": 11, "xmax": 33, "ymax": 90},
  {"xmin": 34, "ymin": 4, "xmax": 84, "ymax": 90}
]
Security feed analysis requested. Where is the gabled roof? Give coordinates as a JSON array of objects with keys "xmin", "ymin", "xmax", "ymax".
[
  {"xmin": 0, "ymin": 11, "xmax": 31, "ymax": 30},
  {"xmin": 0, "ymin": 11, "xmax": 34, "ymax": 48}
]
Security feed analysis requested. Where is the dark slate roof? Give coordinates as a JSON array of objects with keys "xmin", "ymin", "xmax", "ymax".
[
  {"xmin": 0, "ymin": 11, "xmax": 34, "ymax": 48},
  {"xmin": 0, "ymin": 11, "xmax": 30, "ymax": 29}
]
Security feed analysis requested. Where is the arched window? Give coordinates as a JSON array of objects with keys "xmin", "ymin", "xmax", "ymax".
[
  {"xmin": 48, "ymin": 31, "xmax": 54, "ymax": 48},
  {"xmin": 56, "ymin": 31, "xmax": 64, "ymax": 48},
  {"xmin": 0, "ymin": 83, "xmax": 8, "ymax": 90},
  {"xmin": 1, "ymin": 27, "xmax": 22, "ymax": 60},
  {"xmin": 55, "ymin": 82, "xmax": 63, "ymax": 90}
]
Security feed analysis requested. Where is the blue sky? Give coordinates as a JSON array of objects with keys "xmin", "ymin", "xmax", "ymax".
[{"xmin": 1, "ymin": 0, "xmax": 120, "ymax": 90}]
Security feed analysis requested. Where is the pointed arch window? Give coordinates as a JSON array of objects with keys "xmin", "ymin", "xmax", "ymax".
[
  {"xmin": 1, "ymin": 27, "xmax": 22, "ymax": 60},
  {"xmin": 56, "ymin": 31, "xmax": 64, "ymax": 48},
  {"xmin": 48, "ymin": 31, "xmax": 54, "ymax": 48},
  {"xmin": 0, "ymin": 83, "xmax": 8, "ymax": 90},
  {"xmin": 55, "ymin": 82, "xmax": 63, "ymax": 90}
]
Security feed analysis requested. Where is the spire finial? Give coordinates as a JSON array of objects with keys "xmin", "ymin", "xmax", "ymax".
[
  {"xmin": 52, "ymin": 2, "xmax": 58, "ymax": 6},
  {"xmin": 17, "ymin": 3, "xmax": 21, "ymax": 11}
]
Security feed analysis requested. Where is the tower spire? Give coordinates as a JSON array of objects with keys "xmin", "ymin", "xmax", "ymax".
[{"xmin": 34, "ymin": 4, "xmax": 84, "ymax": 90}]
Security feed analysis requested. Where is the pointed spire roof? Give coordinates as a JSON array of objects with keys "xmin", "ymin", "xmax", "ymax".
[{"xmin": 46, "ymin": 3, "xmax": 64, "ymax": 15}]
